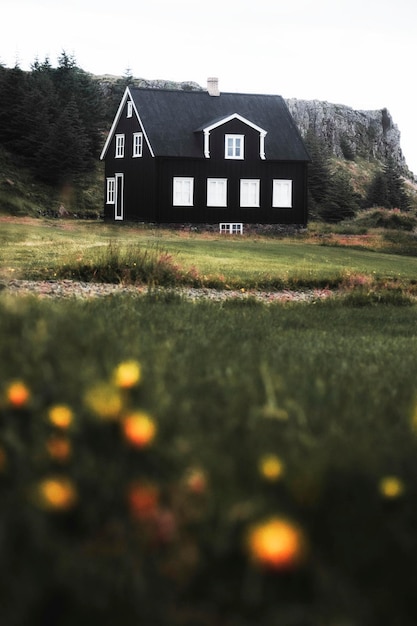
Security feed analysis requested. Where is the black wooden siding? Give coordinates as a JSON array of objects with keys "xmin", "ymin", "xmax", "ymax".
[{"xmin": 103, "ymin": 95, "xmax": 308, "ymax": 225}]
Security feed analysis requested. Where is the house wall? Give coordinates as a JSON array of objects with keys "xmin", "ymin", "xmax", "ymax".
[
  {"xmin": 103, "ymin": 101, "xmax": 157, "ymax": 222},
  {"xmin": 156, "ymin": 158, "xmax": 308, "ymax": 225}
]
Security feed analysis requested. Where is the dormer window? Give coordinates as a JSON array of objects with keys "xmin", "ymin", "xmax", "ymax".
[
  {"xmin": 225, "ymin": 134, "xmax": 244, "ymax": 160},
  {"xmin": 127, "ymin": 101, "xmax": 133, "ymax": 118}
]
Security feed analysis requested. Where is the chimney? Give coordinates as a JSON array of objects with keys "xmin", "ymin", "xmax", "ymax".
[{"xmin": 207, "ymin": 77, "xmax": 220, "ymax": 96}]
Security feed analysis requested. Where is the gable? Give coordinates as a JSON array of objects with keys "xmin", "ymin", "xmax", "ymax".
[
  {"xmin": 100, "ymin": 87, "xmax": 154, "ymax": 160},
  {"xmin": 200, "ymin": 113, "xmax": 267, "ymax": 159}
]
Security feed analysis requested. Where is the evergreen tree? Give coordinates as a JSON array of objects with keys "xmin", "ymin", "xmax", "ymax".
[
  {"xmin": 304, "ymin": 130, "xmax": 332, "ymax": 219},
  {"xmin": 320, "ymin": 168, "xmax": 360, "ymax": 223},
  {"xmin": 366, "ymin": 157, "xmax": 410, "ymax": 210}
]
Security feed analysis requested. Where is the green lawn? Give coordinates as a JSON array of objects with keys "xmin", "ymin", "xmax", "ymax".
[
  {"xmin": 1, "ymin": 219, "xmax": 417, "ymax": 288},
  {"xmin": 1, "ymin": 291, "xmax": 417, "ymax": 625}
]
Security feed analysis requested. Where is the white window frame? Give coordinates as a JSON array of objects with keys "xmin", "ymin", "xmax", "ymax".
[
  {"xmin": 207, "ymin": 178, "xmax": 227, "ymax": 207},
  {"xmin": 106, "ymin": 178, "xmax": 115, "ymax": 204},
  {"xmin": 219, "ymin": 223, "xmax": 243, "ymax": 234},
  {"xmin": 240, "ymin": 179, "xmax": 260, "ymax": 207},
  {"xmin": 225, "ymin": 134, "xmax": 244, "ymax": 160},
  {"xmin": 273, "ymin": 179, "xmax": 293, "ymax": 208},
  {"xmin": 173, "ymin": 177, "xmax": 194, "ymax": 206},
  {"xmin": 127, "ymin": 101, "xmax": 133, "ymax": 118},
  {"xmin": 115, "ymin": 134, "xmax": 125, "ymax": 158},
  {"xmin": 133, "ymin": 132, "xmax": 143, "ymax": 157}
]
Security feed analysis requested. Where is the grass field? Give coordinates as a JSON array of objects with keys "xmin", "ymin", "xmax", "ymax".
[
  {"xmin": 2, "ymin": 218, "xmax": 417, "ymax": 625},
  {"xmin": 2, "ymin": 217, "xmax": 417, "ymax": 291}
]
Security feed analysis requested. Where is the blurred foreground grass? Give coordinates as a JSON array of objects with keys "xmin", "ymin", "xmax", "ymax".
[{"xmin": 1, "ymin": 293, "xmax": 417, "ymax": 625}]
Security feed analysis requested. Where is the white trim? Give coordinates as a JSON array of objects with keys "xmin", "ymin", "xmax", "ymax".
[
  {"xmin": 219, "ymin": 223, "xmax": 243, "ymax": 234},
  {"xmin": 207, "ymin": 178, "xmax": 227, "ymax": 207},
  {"xmin": 115, "ymin": 173, "xmax": 124, "ymax": 220},
  {"xmin": 173, "ymin": 177, "xmax": 194, "ymax": 206},
  {"xmin": 225, "ymin": 134, "xmax": 244, "ymax": 160},
  {"xmin": 106, "ymin": 177, "xmax": 115, "ymax": 204},
  {"xmin": 127, "ymin": 101, "xmax": 133, "ymax": 118},
  {"xmin": 202, "ymin": 113, "xmax": 267, "ymax": 160},
  {"xmin": 240, "ymin": 179, "xmax": 260, "ymax": 207},
  {"xmin": 272, "ymin": 179, "xmax": 293, "ymax": 208},
  {"xmin": 133, "ymin": 132, "xmax": 143, "ymax": 157},
  {"xmin": 204, "ymin": 113, "xmax": 266, "ymax": 135},
  {"xmin": 100, "ymin": 87, "xmax": 155, "ymax": 160},
  {"xmin": 115, "ymin": 134, "xmax": 125, "ymax": 158}
]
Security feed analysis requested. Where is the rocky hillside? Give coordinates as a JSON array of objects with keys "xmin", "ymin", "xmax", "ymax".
[{"xmin": 285, "ymin": 98, "xmax": 411, "ymax": 177}]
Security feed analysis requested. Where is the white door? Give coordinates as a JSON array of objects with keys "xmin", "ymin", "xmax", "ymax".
[{"xmin": 115, "ymin": 173, "xmax": 124, "ymax": 220}]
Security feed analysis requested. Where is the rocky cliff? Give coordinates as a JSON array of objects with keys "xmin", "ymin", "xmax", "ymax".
[{"xmin": 285, "ymin": 98, "xmax": 410, "ymax": 176}]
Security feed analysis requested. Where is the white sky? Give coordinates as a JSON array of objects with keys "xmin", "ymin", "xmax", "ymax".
[{"xmin": 2, "ymin": 0, "xmax": 417, "ymax": 174}]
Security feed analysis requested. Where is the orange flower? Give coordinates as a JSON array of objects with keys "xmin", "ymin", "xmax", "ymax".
[
  {"xmin": 36, "ymin": 476, "xmax": 78, "ymax": 511},
  {"xmin": 114, "ymin": 360, "xmax": 141, "ymax": 388},
  {"xmin": 48, "ymin": 405, "xmax": 73, "ymax": 429},
  {"xmin": 122, "ymin": 411, "xmax": 156, "ymax": 448},
  {"xmin": 46, "ymin": 436, "xmax": 72, "ymax": 462},
  {"xmin": 6, "ymin": 380, "xmax": 30, "ymax": 407},
  {"xmin": 127, "ymin": 482, "xmax": 159, "ymax": 520},
  {"xmin": 246, "ymin": 517, "xmax": 307, "ymax": 570}
]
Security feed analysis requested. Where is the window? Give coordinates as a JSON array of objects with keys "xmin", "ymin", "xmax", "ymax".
[
  {"xmin": 173, "ymin": 177, "xmax": 194, "ymax": 206},
  {"xmin": 225, "ymin": 134, "xmax": 244, "ymax": 159},
  {"xmin": 207, "ymin": 178, "xmax": 227, "ymax": 207},
  {"xmin": 127, "ymin": 101, "xmax": 133, "ymax": 118},
  {"xmin": 273, "ymin": 179, "xmax": 292, "ymax": 207},
  {"xmin": 133, "ymin": 132, "xmax": 143, "ymax": 157},
  {"xmin": 240, "ymin": 179, "xmax": 260, "ymax": 207},
  {"xmin": 106, "ymin": 178, "xmax": 115, "ymax": 204},
  {"xmin": 219, "ymin": 223, "xmax": 243, "ymax": 234},
  {"xmin": 115, "ymin": 134, "xmax": 125, "ymax": 158}
]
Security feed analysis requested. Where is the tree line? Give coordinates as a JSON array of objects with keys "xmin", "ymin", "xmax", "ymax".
[
  {"xmin": 0, "ymin": 54, "xmax": 411, "ymax": 219},
  {"xmin": 0, "ymin": 52, "xmax": 125, "ymax": 186}
]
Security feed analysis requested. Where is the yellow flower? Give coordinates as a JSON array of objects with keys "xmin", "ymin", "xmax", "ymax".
[
  {"xmin": 246, "ymin": 516, "xmax": 307, "ymax": 570},
  {"xmin": 48, "ymin": 405, "xmax": 73, "ymax": 429},
  {"xmin": 122, "ymin": 411, "xmax": 156, "ymax": 448},
  {"xmin": 259, "ymin": 454, "xmax": 285, "ymax": 481},
  {"xmin": 379, "ymin": 476, "xmax": 405, "ymax": 499},
  {"xmin": 84, "ymin": 383, "xmax": 123, "ymax": 420},
  {"xmin": 113, "ymin": 360, "xmax": 142, "ymax": 388},
  {"xmin": 36, "ymin": 476, "xmax": 78, "ymax": 511},
  {"xmin": 6, "ymin": 380, "xmax": 30, "ymax": 407}
]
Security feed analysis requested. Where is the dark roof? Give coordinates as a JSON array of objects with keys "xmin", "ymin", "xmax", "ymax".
[{"xmin": 128, "ymin": 87, "xmax": 310, "ymax": 161}]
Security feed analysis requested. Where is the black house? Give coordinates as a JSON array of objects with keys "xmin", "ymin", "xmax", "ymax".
[{"xmin": 100, "ymin": 79, "xmax": 310, "ymax": 231}]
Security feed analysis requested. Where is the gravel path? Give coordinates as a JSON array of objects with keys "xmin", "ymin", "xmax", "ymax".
[{"xmin": 1, "ymin": 279, "xmax": 334, "ymax": 303}]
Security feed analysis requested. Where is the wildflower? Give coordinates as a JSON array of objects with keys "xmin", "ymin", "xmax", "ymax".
[
  {"xmin": 84, "ymin": 383, "xmax": 123, "ymax": 420},
  {"xmin": 48, "ymin": 404, "xmax": 73, "ymax": 429},
  {"xmin": 113, "ymin": 360, "xmax": 141, "ymax": 388},
  {"xmin": 259, "ymin": 454, "xmax": 285, "ymax": 481},
  {"xmin": 46, "ymin": 436, "xmax": 72, "ymax": 462},
  {"xmin": 379, "ymin": 476, "xmax": 405, "ymax": 499},
  {"xmin": 122, "ymin": 411, "xmax": 156, "ymax": 447},
  {"xmin": 36, "ymin": 476, "xmax": 78, "ymax": 511},
  {"xmin": 184, "ymin": 467, "xmax": 208, "ymax": 494},
  {"xmin": 6, "ymin": 380, "xmax": 30, "ymax": 408},
  {"xmin": 127, "ymin": 482, "xmax": 159, "ymax": 520},
  {"xmin": 246, "ymin": 516, "xmax": 307, "ymax": 570}
]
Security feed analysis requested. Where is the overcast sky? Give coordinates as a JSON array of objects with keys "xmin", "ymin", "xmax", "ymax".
[{"xmin": 3, "ymin": 0, "xmax": 417, "ymax": 174}]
